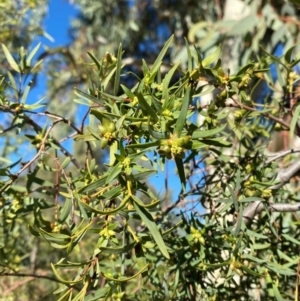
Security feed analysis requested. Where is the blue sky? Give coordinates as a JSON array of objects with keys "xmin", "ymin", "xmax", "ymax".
[
  {"xmin": 30, "ymin": 0, "xmax": 78, "ymax": 102},
  {"xmin": 43, "ymin": 0, "xmax": 78, "ymax": 45}
]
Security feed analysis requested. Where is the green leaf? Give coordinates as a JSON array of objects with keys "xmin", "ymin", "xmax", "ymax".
[
  {"xmin": 121, "ymin": 84, "xmax": 136, "ymax": 99},
  {"xmin": 2, "ymin": 44, "xmax": 20, "ymax": 72},
  {"xmin": 284, "ymin": 43, "xmax": 296, "ymax": 64},
  {"xmin": 260, "ymin": 46, "xmax": 288, "ymax": 71},
  {"xmin": 200, "ymin": 137, "xmax": 231, "ymax": 147},
  {"xmin": 290, "ymin": 104, "xmax": 300, "ymax": 138},
  {"xmin": 132, "ymin": 170, "xmax": 157, "ymax": 181},
  {"xmin": 26, "ymin": 43, "xmax": 41, "ymax": 67},
  {"xmin": 78, "ymin": 195, "xmax": 130, "ymax": 215},
  {"xmin": 272, "ymin": 282, "xmax": 287, "ymax": 301},
  {"xmin": 282, "ymin": 233, "xmax": 300, "ymax": 245},
  {"xmin": 162, "ymin": 60, "xmax": 181, "ymax": 100},
  {"xmin": 7, "ymin": 71, "xmax": 17, "ymax": 92},
  {"xmin": 30, "ymin": 58, "xmax": 44, "ymax": 73},
  {"xmin": 234, "ymin": 207, "xmax": 243, "ymax": 237},
  {"xmin": 114, "ymin": 43, "xmax": 122, "ymax": 96},
  {"xmin": 87, "ymin": 51, "xmax": 102, "ymax": 70},
  {"xmin": 58, "ymin": 198, "xmax": 72, "ymax": 223},
  {"xmin": 103, "ymin": 263, "xmax": 149, "ymax": 282},
  {"xmin": 174, "ymin": 87, "xmax": 191, "ymax": 138},
  {"xmin": 74, "ymin": 88, "xmax": 105, "ymax": 106},
  {"xmin": 102, "ymin": 66, "xmax": 117, "ymax": 91},
  {"xmin": 39, "ymin": 228, "xmax": 70, "ymax": 242},
  {"xmin": 175, "ymin": 156, "xmax": 186, "ymax": 192},
  {"xmin": 131, "ymin": 195, "xmax": 160, "ymax": 209},
  {"xmin": 242, "ymin": 254, "xmax": 266, "ymax": 264},
  {"xmin": 56, "ymin": 290, "xmax": 72, "ymax": 301},
  {"xmin": 266, "ymin": 262, "xmax": 295, "ymax": 276},
  {"xmin": 192, "ymin": 124, "xmax": 227, "ymax": 139},
  {"xmin": 53, "ymin": 284, "xmax": 69, "ymax": 295},
  {"xmin": 228, "ymin": 185, "xmax": 238, "ymax": 212},
  {"xmin": 84, "ymin": 288, "xmax": 110, "ymax": 301},
  {"xmin": 185, "ymin": 38, "xmax": 193, "ymax": 72},
  {"xmin": 24, "ymin": 96, "xmax": 46, "ymax": 110},
  {"xmin": 21, "ymin": 80, "xmax": 33, "ymax": 104},
  {"xmin": 202, "ymin": 45, "xmax": 221, "ymax": 67},
  {"xmin": 136, "ymin": 92, "xmax": 158, "ymax": 123},
  {"xmin": 101, "ymin": 185, "xmax": 122, "ymax": 199},
  {"xmin": 100, "ymin": 242, "xmax": 136, "ymax": 254},
  {"xmin": 133, "ymin": 201, "xmax": 170, "ymax": 259},
  {"xmin": 251, "ymin": 243, "xmax": 271, "ymax": 250},
  {"xmin": 245, "ymin": 229, "xmax": 268, "ymax": 239},
  {"xmin": 236, "ymin": 63, "xmax": 255, "ymax": 77},
  {"xmin": 51, "ymin": 263, "xmax": 83, "ymax": 284},
  {"xmin": 149, "ymin": 125, "xmax": 169, "ymax": 139},
  {"xmin": 150, "ymin": 35, "xmax": 174, "ymax": 73},
  {"xmin": 126, "ymin": 141, "xmax": 160, "ymax": 149},
  {"xmin": 239, "ymin": 197, "xmax": 266, "ymax": 203},
  {"xmin": 195, "ymin": 85, "xmax": 215, "ymax": 97},
  {"xmin": 190, "ymin": 140, "xmax": 207, "ymax": 150},
  {"xmin": 105, "ymin": 162, "xmax": 122, "ymax": 184}
]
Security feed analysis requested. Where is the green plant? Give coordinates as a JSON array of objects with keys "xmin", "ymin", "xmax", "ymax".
[{"xmin": 2, "ymin": 28, "xmax": 300, "ymax": 301}]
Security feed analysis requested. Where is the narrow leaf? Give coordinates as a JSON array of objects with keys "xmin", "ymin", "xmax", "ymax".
[
  {"xmin": 149, "ymin": 125, "xmax": 169, "ymax": 139},
  {"xmin": 21, "ymin": 80, "xmax": 33, "ymax": 104},
  {"xmin": 87, "ymin": 52, "xmax": 102, "ymax": 70},
  {"xmin": 114, "ymin": 43, "xmax": 122, "ymax": 96},
  {"xmin": 74, "ymin": 88, "xmax": 105, "ymax": 106},
  {"xmin": 2, "ymin": 44, "xmax": 20, "ymax": 72},
  {"xmin": 185, "ymin": 38, "xmax": 193, "ymax": 72},
  {"xmin": 78, "ymin": 195, "xmax": 130, "ymax": 215},
  {"xmin": 284, "ymin": 43, "xmax": 297, "ymax": 64},
  {"xmin": 202, "ymin": 45, "xmax": 221, "ymax": 67},
  {"xmin": 78, "ymin": 176, "xmax": 108, "ymax": 193},
  {"xmin": 136, "ymin": 92, "xmax": 158, "ymax": 123},
  {"xmin": 150, "ymin": 35, "xmax": 174, "ymax": 73},
  {"xmin": 192, "ymin": 124, "xmax": 227, "ymax": 139},
  {"xmin": 100, "ymin": 242, "xmax": 136, "ymax": 254},
  {"xmin": 133, "ymin": 201, "xmax": 170, "ymax": 259},
  {"xmin": 26, "ymin": 43, "xmax": 41, "ymax": 66},
  {"xmin": 121, "ymin": 84, "xmax": 136, "ymax": 99},
  {"xmin": 51, "ymin": 263, "xmax": 82, "ymax": 284},
  {"xmin": 58, "ymin": 198, "xmax": 72, "ymax": 223},
  {"xmin": 162, "ymin": 60, "xmax": 181, "ymax": 100},
  {"xmin": 105, "ymin": 162, "xmax": 122, "ymax": 184},
  {"xmin": 103, "ymin": 263, "xmax": 149, "ymax": 282},
  {"xmin": 174, "ymin": 87, "xmax": 191, "ymax": 138},
  {"xmin": 175, "ymin": 156, "xmax": 186, "ymax": 192},
  {"xmin": 84, "ymin": 288, "xmax": 110, "ymax": 301},
  {"xmin": 126, "ymin": 141, "xmax": 160, "ymax": 149},
  {"xmin": 7, "ymin": 71, "xmax": 17, "ymax": 92}
]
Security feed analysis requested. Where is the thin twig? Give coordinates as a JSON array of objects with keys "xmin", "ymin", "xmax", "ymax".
[
  {"xmin": 266, "ymin": 148, "xmax": 300, "ymax": 164},
  {"xmin": 0, "ymin": 272, "xmax": 75, "ymax": 288},
  {"xmin": 227, "ymin": 100, "xmax": 293, "ymax": 135}
]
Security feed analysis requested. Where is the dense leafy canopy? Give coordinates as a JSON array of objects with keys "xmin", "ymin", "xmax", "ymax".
[{"xmin": 2, "ymin": 1, "xmax": 300, "ymax": 300}]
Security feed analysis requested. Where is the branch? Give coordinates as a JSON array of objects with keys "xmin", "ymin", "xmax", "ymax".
[
  {"xmin": 0, "ymin": 105, "xmax": 82, "ymax": 169},
  {"xmin": 266, "ymin": 148, "xmax": 300, "ymax": 164},
  {"xmin": 0, "ymin": 271, "xmax": 70, "ymax": 287},
  {"xmin": 242, "ymin": 201, "xmax": 300, "ymax": 225},
  {"xmin": 271, "ymin": 160, "xmax": 300, "ymax": 189},
  {"xmin": 162, "ymin": 157, "xmax": 207, "ymax": 214},
  {"xmin": 226, "ymin": 101, "xmax": 295, "ymax": 135}
]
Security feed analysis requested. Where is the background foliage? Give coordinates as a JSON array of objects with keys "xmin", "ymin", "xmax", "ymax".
[{"xmin": 2, "ymin": 0, "xmax": 300, "ymax": 300}]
